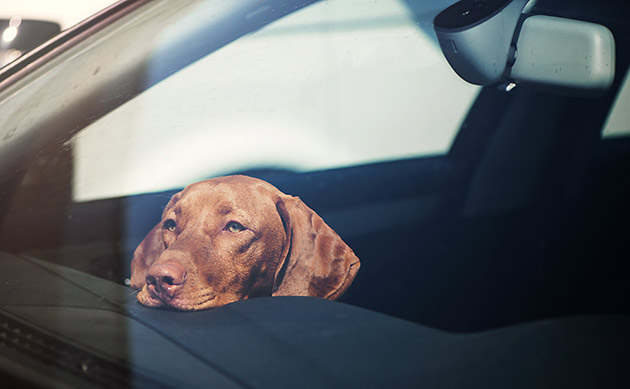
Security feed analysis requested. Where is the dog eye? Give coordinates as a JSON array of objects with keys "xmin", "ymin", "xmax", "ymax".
[
  {"xmin": 226, "ymin": 221, "xmax": 245, "ymax": 233},
  {"xmin": 163, "ymin": 219, "xmax": 177, "ymax": 232}
]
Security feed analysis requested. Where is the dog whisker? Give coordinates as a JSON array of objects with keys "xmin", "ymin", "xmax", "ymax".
[{"xmin": 127, "ymin": 288, "xmax": 140, "ymax": 296}]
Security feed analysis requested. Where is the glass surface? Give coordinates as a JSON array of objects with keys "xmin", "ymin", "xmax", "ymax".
[
  {"xmin": 602, "ymin": 68, "xmax": 630, "ymax": 138},
  {"xmin": 3, "ymin": 1, "xmax": 630, "ymax": 386},
  {"xmin": 0, "ymin": 0, "xmax": 628, "ymax": 332},
  {"xmin": 71, "ymin": 0, "xmax": 479, "ymax": 201}
]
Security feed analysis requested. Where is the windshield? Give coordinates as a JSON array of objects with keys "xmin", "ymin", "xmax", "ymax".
[
  {"xmin": 1, "ymin": 0, "xmax": 476, "ymax": 282},
  {"xmin": 0, "ymin": 0, "xmax": 629, "ymax": 330},
  {"xmin": 70, "ymin": 0, "xmax": 478, "ymax": 201}
]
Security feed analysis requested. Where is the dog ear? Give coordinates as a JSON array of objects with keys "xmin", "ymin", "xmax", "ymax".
[
  {"xmin": 272, "ymin": 195, "xmax": 360, "ymax": 300},
  {"xmin": 130, "ymin": 222, "xmax": 164, "ymax": 289}
]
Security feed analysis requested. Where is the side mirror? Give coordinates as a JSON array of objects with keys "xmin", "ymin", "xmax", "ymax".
[{"xmin": 434, "ymin": 0, "xmax": 615, "ymax": 94}]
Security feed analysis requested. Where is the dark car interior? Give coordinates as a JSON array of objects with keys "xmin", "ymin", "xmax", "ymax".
[{"xmin": 0, "ymin": 0, "xmax": 629, "ymax": 387}]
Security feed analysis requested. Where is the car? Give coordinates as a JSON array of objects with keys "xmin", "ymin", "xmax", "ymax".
[{"xmin": 0, "ymin": 0, "xmax": 628, "ymax": 387}]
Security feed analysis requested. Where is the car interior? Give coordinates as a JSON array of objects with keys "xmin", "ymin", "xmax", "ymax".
[
  {"xmin": 2, "ymin": 15, "xmax": 628, "ymax": 332},
  {"xmin": 0, "ymin": 0, "xmax": 628, "ymax": 387}
]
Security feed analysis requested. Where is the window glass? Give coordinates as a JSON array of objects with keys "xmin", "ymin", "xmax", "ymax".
[
  {"xmin": 71, "ymin": 0, "xmax": 479, "ymax": 202},
  {"xmin": 602, "ymin": 68, "xmax": 630, "ymax": 138}
]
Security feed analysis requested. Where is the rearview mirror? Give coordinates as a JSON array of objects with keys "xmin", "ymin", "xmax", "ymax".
[{"xmin": 434, "ymin": 0, "xmax": 615, "ymax": 95}]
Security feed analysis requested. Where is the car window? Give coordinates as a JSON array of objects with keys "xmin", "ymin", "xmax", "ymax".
[
  {"xmin": 602, "ymin": 68, "xmax": 630, "ymax": 138},
  {"xmin": 0, "ymin": 0, "xmax": 629, "ymax": 333},
  {"xmin": 70, "ymin": 0, "xmax": 479, "ymax": 201}
]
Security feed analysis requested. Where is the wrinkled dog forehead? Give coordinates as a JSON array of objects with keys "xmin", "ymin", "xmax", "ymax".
[
  {"xmin": 183, "ymin": 176, "xmax": 282, "ymax": 199},
  {"xmin": 165, "ymin": 176, "xmax": 284, "ymax": 222}
]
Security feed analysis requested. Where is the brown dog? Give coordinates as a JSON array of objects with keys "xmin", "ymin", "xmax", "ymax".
[{"xmin": 130, "ymin": 175, "xmax": 360, "ymax": 310}]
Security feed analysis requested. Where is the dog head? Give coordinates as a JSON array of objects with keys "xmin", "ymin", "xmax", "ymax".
[{"xmin": 130, "ymin": 175, "xmax": 360, "ymax": 310}]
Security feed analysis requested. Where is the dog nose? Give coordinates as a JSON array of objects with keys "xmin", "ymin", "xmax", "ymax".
[{"xmin": 146, "ymin": 262, "xmax": 187, "ymax": 299}]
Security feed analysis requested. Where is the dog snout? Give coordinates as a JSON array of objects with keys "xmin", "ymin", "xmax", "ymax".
[{"xmin": 146, "ymin": 261, "xmax": 187, "ymax": 300}]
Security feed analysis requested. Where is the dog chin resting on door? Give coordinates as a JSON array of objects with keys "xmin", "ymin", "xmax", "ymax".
[{"xmin": 130, "ymin": 175, "xmax": 360, "ymax": 311}]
